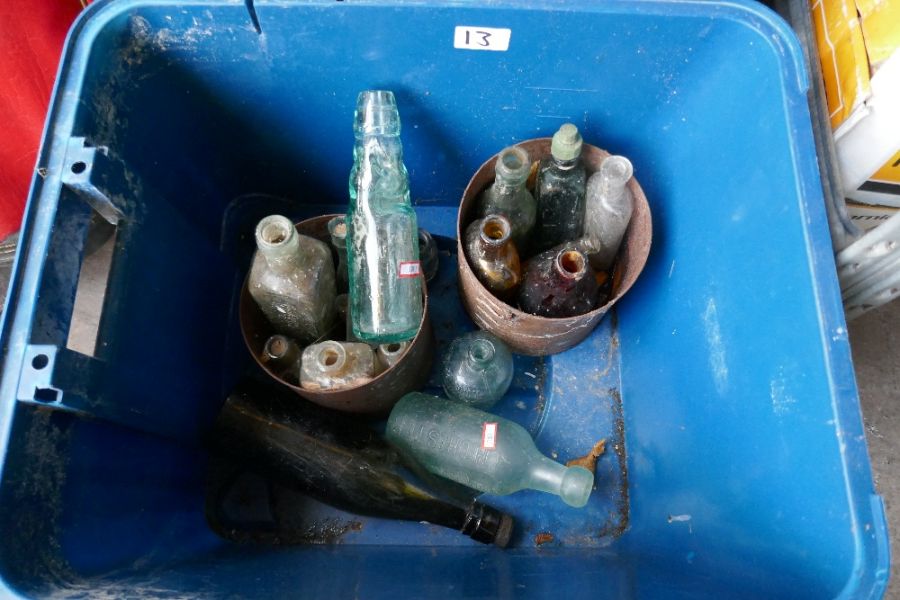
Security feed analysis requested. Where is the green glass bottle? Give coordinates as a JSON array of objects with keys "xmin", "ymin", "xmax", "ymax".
[
  {"xmin": 386, "ymin": 392, "xmax": 594, "ymax": 508},
  {"xmin": 347, "ymin": 90, "xmax": 423, "ymax": 344}
]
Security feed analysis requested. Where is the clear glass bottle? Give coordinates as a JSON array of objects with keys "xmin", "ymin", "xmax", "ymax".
[
  {"xmin": 535, "ymin": 124, "xmax": 587, "ymax": 252},
  {"xmin": 441, "ymin": 331, "xmax": 514, "ymax": 409},
  {"xmin": 418, "ymin": 228, "xmax": 440, "ymax": 283},
  {"xmin": 261, "ymin": 334, "xmax": 301, "ymax": 384},
  {"xmin": 327, "ymin": 215, "xmax": 349, "ymax": 292},
  {"xmin": 300, "ymin": 341, "xmax": 376, "ymax": 391},
  {"xmin": 464, "ymin": 214, "xmax": 521, "ymax": 301},
  {"xmin": 584, "ymin": 155, "xmax": 634, "ymax": 272},
  {"xmin": 386, "ymin": 392, "xmax": 594, "ymax": 508},
  {"xmin": 347, "ymin": 90, "xmax": 423, "ymax": 344},
  {"xmin": 518, "ymin": 247, "xmax": 599, "ymax": 317},
  {"xmin": 248, "ymin": 215, "xmax": 336, "ymax": 345},
  {"xmin": 476, "ymin": 146, "xmax": 537, "ymax": 250},
  {"xmin": 210, "ymin": 379, "xmax": 514, "ymax": 546},
  {"xmin": 377, "ymin": 341, "xmax": 409, "ymax": 372}
]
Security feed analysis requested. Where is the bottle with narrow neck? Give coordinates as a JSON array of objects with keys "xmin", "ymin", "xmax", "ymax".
[
  {"xmin": 518, "ymin": 247, "xmax": 599, "ymax": 317},
  {"xmin": 208, "ymin": 380, "xmax": 514, "ymax": 546},
  {"xmin": 441, "ymin": 331, "xmax": 514, "ymax": 409},
  {"xmin": 477, "ymin": 146, "xmax": 536, "ymax": 250},
  {"xmin": 328, "ymin": 216, "xmax": 349, "ymax": 292},
  {"xmin": 535, "ymin": 124, "xmax": 587, "ymax": 252},
  {"xmin": 386, "ymin": 392, "xmax": 594, "ymax": 508},
  {"xmin": 464, "ymin": 214, "xmax": 521, "ymax": 301},
  {"xmin": 347, "ymin": 90, "xmax": 423, "ymax": 343},
  {"xmin": 584, "ymin": 155, "xmax": 634, "ymax": 272},
  {"xmin": 248, "ymin": 215, "xmax": 336, "ymax": 345},
  {"xmin": 261, "ymin": 334, "xmax": 301, "ymax": 385}
]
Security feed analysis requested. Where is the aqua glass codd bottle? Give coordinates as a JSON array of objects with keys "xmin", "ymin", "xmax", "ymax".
[
  {"xmin": 347, "ymin": 90, "xmax": 423, "ymax": 344},
  {"xmin": 386, "ymin": 392, "xmax": 594, "ymax": 508},
  {"xmin": 441, "ymin": 331, "xmax": 514, "ymax": 409},
  {"xmin": 535, "ymin": 124, "xmax": 587, "ymax": 252}
]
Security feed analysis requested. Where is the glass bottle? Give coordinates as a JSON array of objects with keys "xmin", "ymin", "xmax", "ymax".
[
  {"xmin": 261, "ymin": 334, "xmax": 301, "ymax": 385},
  {"xmin": 441, "ymin": 331, "xmax": 514, "ymax": 409},
  {"xmin": 209, "ymin": 379, "xmax": 514, "ymax": 546},
  {"xmin": 248, "ymin": 215, "xmax": 336, "ymax": 345},
  {"xmin": 299, "ymin": 341, "xmax": 376, "ymax": 391},
  {"xmin": 386, "ymin": 392, "xmax": 594, "ymax": 508},
  {"xmin": 377, "ymin": 341, "xmax": 409, "ymax": 372},
  {"xmin": 584, "ymin": 155, "xmax": 634, "ymax": 272},
  {"xmin": 464, "ymin": 214, "xmax": 521, "ymax": 301},
  {"xmin": 418, "ymin": 228, "xmax": 440, "ymax": 283},
  {"xmin": 518, "ymin": 247, "xmax": 599, "ymax": 318},
  {"xmin": 327, "ymin": 215, "xmax": 349, "ymax": 292},
  {"xmin": 476, "ymin": 146, "xmax": 537, "ymax": 250},
  {"xmin": 347, "ymin": 90, "xmax": 423, "ymax": 344},
  {"xmin": 535, "ymin": 123, "xmax": 587, "ymax": 252}
]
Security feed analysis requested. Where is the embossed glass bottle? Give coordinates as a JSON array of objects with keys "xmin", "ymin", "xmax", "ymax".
[
  {"xmin": 386, "ymin": 392, "xmax": 594, "ymax": 508},
  {"xmin": 347, "ymin": 90, "xmax": 423, "ymax": 343},
  {"xmin": 327, "ymin": 215, "xmax": 349, "ymax": 292},
  {"xmin": 518, "ymin": 247, "xmax": 599, "ymax": 317},
  {"xmin": 535, "ymin": 124, "xmax": 587, "ymax": 252},
  {"xmin": 464, "ymin": 214, "xmax": 521, "ymax": 301},
  {"xmin": 476, "ymin": 146, "xmax": 536, "ymax": 250},
  {"xmin": 584, "ymin": 155, "xmax": 634, "ymax": 272},
  {"xmin": 441, "ymin": 331, "xmax": 514, "ymax": 409},
  {"xmin": 248, "ymin": 215, "xmax": 336, "ymax": 345},
  {"xmin": 300, "ymin": 341, "xmax": 376, "ymax": 391}
]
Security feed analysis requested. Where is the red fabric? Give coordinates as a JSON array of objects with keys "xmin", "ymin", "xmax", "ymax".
[{"xmin": 0, "ymin": 2, "xmax": 85, "ymax": 239}]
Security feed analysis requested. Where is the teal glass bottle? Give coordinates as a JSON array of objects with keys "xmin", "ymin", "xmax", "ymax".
[
  {"xmin": 441, "ymin": 331, "xmax": 514, "ymax": 409},
  {"xmin": 386, "ymin": 392, "xmax": 594, "ymax": 508},
  {"xmin": 347, "ymin": 90, "xmax": 423, "ymax": 343}
]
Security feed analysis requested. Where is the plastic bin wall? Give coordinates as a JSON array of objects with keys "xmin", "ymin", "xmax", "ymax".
[{"xmin": 0, "ymin": 1, "xmax": 889, "ymax": 598}]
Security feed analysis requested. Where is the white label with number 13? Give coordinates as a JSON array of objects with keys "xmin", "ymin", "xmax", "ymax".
[{"xmin": 454, "ymin": 26, "xmax": 511, "ymax": 52}]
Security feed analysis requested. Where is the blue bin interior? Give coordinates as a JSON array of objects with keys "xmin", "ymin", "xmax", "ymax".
[{"xmin": 0, "ymin": 0, "xmax": 889, "ymax": 597}]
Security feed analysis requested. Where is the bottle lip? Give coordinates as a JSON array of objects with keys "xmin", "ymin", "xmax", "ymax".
[
  {"xmin": 379, "ymin": 341, "xmax": 408, "ymax": 357},
  {"xmin": 467, "ymin": 338, "xmax": 496, "ymax": 365},
  {"xmin": 600, "ymin": 155, "xmax": 633, "ymax": 185},
  {"xmin": 328, "ymin": 216, "xmax": 347, "ymax": 241},
  {"xmin": 554, "ymin": 248, "xmax": 588, "ymax": 280},
  {"xmin": 255, "ymin": 215, "xmax": 296, "ymax": 251},
  {"xmin": 264, "ymin": 335, "xmax": 292, "ymax": 360},
  {"xmin": 479, "ymin": 215, "xmax": 512, "ymax": 247},
  {"xmin": 550, "ymin": 123, "xmax": 583, "ymax": 161},
  {"xmin": 355, "ymin": 90, "xmax": 401, "ymax": 136},
  {"xmin": 316, "ymin": 341, "xmax": 347, "ymax": 373},
  {"xmin": 494, "ymin": 146, "xmax": 530, "ymax": 185}
]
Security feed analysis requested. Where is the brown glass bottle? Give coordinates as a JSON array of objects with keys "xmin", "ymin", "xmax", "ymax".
[
  {"xmin": 464, "ymin": 214, "xmax": 521, "ymax": 301},
  {"xmin": 518, "ymin": 247, "xmax": 599, "ymax": 317}
]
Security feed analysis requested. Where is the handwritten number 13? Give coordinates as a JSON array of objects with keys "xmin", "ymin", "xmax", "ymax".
[{"xmin": 465, "ymin": 30, "xmax": 492, "ymax": 47}]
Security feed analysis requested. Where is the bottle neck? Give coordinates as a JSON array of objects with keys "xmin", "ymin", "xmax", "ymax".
[
  {"xmin": 551, "ymin": 249, "xmax": 588, "ymax": 285},
  {"xmin": 600, "ymin": 175, "xmax": 628, "ymax": 208},
  {"xmin": 256, "ymin": 219, "xmax": 305, "ymax": 274},
  {"xmin": 316, "ymin": 342, "xmax": 348, "ymax": 375},
  {"xmin": 476, "ymin": 216, "xmax": 512, "ymax": 261},
  {"xmin": 464, "ymin": 338, "xmax": 495, "ymax": 372},
  {"xmin": 551, "ymin": 155, "xmax": 579, "ymax": 171},
  {"xmin": 352, "ymin": 135, "xmax": 408, "ymax": 208},
  {"xmin": 526, "ymin": 456, "xmax": 570, "ymax": 497}
]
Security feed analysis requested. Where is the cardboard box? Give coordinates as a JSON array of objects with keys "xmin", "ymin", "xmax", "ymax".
[{"xmin": 812, "ymin": 0, "xmax": 900, "ymax": 207}]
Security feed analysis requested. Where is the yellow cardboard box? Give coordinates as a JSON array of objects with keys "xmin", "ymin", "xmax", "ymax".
[{"xmin": 812, "ymin": 0, "xmax": 900, "ymax": 206}]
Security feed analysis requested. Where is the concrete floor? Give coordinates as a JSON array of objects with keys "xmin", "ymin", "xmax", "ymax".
[{"xmin": 850, "ymin": 301, "xmax": 900, "ymax": 598}]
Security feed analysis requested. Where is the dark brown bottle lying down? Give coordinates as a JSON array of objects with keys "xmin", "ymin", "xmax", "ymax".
[{"xmin": 207, "ymin": 379, "xmax": 514, "ymax": 547}]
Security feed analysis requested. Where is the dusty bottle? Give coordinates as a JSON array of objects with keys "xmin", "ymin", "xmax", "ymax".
[
  {"xmin": 535, "ymin": 124, "xmax": 587, "ymax": 252},
  {"xmin": 584, "ymin": 155, "xmax": 634, "ymax": 271},
  {"xmin": 261, "ymin": 335, "xmax": 301, "ymax": 384},
  {"xmin": 249, "ymin": 215, "xmax": 337, "ymax": 345},
  {"xmin": 208, "ymin": 379, "xmax": 514, "ymax": 546},
  {"xmin": 418, "ymin": 228, "xmax": 440, "ymax": 283},
  {"xmin": 476, "ymin": 146, "xmax": 537, "ymax": 250},
  {"xmin": 464, "ymin": 214, "xmax": 521, "ymax": 301},
  {"xmin": 518, "ymin": 247, "xmax": 599, "ymax": 317},
  {"xmin": 328, "ymin": 216, "xmax": 349, "ymax": 292},
  {"xmin": 441, "ymin": 331, "xmax": 514, "ymax": 409},
  {"xmin": 377, "ymin": 341, "xmax": 409, "ymax": 372},
  {"xmin": 300, "ymin": 341, "xmax": 376, "ymax": 391},
  {"xmin": 387, "ymin": 392, "xmax": 594, "ymax": 508},
  {"xmin": 347, "ymin": 90, "xmax": 423, "ymax": 343}
]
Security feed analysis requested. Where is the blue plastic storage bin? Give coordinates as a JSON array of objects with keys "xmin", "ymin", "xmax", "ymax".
[{"xmin": 0, "ymin": 0, "xmax": 889, "ymax": 597}]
